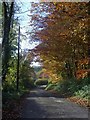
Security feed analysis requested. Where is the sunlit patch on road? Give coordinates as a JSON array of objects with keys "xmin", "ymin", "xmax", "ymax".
[
  {"xmin": 22, "ymin": 88, "xmax": 88, "ymax": 118},
  {"xmin": 55, "ymin": 100, "xmax": 63, "ymax": 103}
]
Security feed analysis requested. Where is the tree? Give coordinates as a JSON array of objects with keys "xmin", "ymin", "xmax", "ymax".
[
  {"xmin": 30, "ymin": 2, "xmax": 89, "ymax": 82},
  {"xmin": 2, "ymin": 2, "xmax": 14, "ymax": 81}
]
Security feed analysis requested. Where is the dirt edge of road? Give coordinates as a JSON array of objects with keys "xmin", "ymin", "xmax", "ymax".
[{"xmin": 67, "ymin": 97, "xmax": 89, "ymax": 108}]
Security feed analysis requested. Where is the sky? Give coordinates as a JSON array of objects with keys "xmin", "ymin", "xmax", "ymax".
[
  {"xmin": 15, "ymin": 2, "xmax": 40, "ymax": 50},
  {"xmin": 15, "ymin": 1, "xmax": 42, "ymax": 66}
]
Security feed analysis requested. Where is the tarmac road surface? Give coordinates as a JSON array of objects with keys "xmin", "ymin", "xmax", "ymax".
[{"xmin": 21, "ymin": 87, "xmax": 89, "ymax": 119}]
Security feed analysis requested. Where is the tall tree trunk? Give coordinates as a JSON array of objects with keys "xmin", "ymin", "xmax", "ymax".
[
  {"xmin": 17, "ymin": 25, "xmax": 20, "ymax": 90},
  {"xmin": 2, "ymin": 2, "xmax": 14, "ymax": 81}
]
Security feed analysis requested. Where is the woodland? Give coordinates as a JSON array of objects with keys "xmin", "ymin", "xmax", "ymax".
[{"xmin": 1, "ymin": 1, "xmax": 90, "ymax": 119}]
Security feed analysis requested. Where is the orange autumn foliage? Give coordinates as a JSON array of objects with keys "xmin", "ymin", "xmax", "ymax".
[{"xmin": 76, "ymin": 58, "xmax": 90, "ymax": 79}]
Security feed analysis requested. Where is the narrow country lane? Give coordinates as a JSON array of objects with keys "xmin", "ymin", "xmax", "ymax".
[{"xmin": 21, "ymin": 87, "xmax": 89, "ymax": 119}]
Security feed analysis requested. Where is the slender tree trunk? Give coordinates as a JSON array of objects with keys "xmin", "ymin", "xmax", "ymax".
[{"xmin": 17, "ymin": 25, "xmax": 20, "ymax": 90}]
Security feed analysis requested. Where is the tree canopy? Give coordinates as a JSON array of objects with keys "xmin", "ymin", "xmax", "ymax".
[{"xmin": 30, "ymin": 2, "xmax": 89, "ymax": 83}]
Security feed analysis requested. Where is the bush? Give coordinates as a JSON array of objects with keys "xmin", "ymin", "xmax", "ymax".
[
  {"xmin": 46, "ymin": 77, "xmax": 89, "ymax": 98},
  {"xmin": 2, "ymin": 86, "xmax": 29, "ymax": 104},
  {"xmin": 46, "ymin": 78, "xmax": 78, "ymax": 95},
  {"xmin": 74, "ymin": 85, "xmax": 89, "ymax": 100},
  {"xmin": 20, "ymin": 78, "xmax": 34, "ymax": 88},
  {"xmin": 45, "ymin": 83, "xmax": 57, "ymax": 90},
  {"xmin": 53, "ymin": 78, "xmax": 77, "ymax": 94},
  {"xmin": 34, "ymin": 79, "xmax": 48, "ymax": 86},
  {"xmin": 20, "ymin": 60, "xmax": 35, "ymax": 89}
]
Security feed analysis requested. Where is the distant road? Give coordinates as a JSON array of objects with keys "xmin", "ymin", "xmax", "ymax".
[{"xmin": 21, "ymin": 87, "xmax": 88, "ymax": 119}]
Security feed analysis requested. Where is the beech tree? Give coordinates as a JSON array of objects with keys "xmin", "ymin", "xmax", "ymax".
[{"xmin": 30, "ymin": 2, "xmax": 89, "ymax": 82}]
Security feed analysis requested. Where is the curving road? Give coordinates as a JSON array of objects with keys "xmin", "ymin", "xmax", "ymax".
[{"xmin": 21, "ymin": 87, "xmax": 89, "ymax": 119}]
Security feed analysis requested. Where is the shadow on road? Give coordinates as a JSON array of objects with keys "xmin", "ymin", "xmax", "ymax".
[
  {"xmin": 28, "ymin": 87, "xmax": 67, "ymax": 98},
  {"xmin": 21, "ymin": 87, "xmax": 88, "ymax": 119},
  {"xmin": 22, "ymin": 97, "xmax": 48, "ymax": 118}
]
